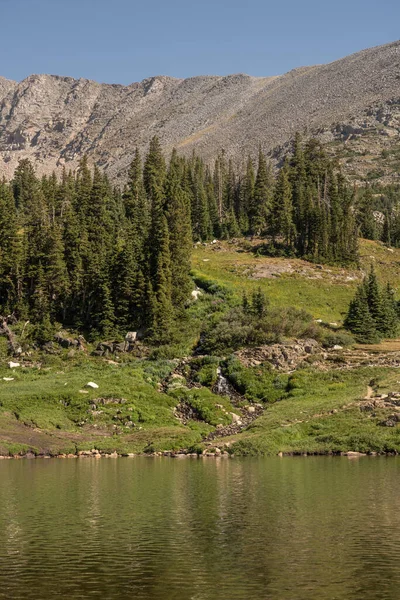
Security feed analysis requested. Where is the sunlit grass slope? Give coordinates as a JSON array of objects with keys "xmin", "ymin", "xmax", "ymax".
[{"xmin": 192, "ymin": 239, "xmax": 400, "ymax": 323}]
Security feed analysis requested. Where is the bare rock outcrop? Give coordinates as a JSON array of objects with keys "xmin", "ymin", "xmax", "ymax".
[
  {"xmin": 0, "ymin": 40, "xmax": 399, "ymax": 182},
  {"xmin": 236, "ymin": 339, "xmax": 321, "ymax": 370}
]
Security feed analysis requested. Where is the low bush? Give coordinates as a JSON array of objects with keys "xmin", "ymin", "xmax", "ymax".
[{"xmin": 201, "ymin": 303, "xmax": 320, "ymax": 354}]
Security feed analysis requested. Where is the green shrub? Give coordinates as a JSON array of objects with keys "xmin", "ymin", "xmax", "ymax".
[
  {"xmin": 223, "ymin": 357, "xmax": 288, "ymax": 403},
  {"xmin": 320, "ymin": 330, "xmax": 355, "ymax": 348}
]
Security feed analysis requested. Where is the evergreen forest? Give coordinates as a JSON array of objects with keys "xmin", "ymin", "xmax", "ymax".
[{"xmin": 0, "ymin": 134, "xmax": 398, "ymax": 344}]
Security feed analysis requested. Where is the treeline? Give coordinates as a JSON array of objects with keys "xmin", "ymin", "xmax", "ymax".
[
  {"xmin": 0, "ymin": 138, "xmax": 192, "ymax": 341},
  {"xmin": 357, "ymin": 183, "xmax": 400, "ymax": 246},
  {"xmin": 189, "ymin": 133, "xmax": 359, "ymax": 264},
  {"xmin": 0, "ymin": 135, "xmax": 359, "ymax": 340},
  {"xmin": 344, "ymin": 268, "xmax": 399, "ymax": 343}
]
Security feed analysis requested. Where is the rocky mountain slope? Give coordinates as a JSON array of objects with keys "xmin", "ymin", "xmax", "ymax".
[{"xmin": 0, "ymin": 40, "xmax": 399, "ymax": 183}]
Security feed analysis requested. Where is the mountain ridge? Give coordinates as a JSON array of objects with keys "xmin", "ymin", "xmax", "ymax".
[{"xmin": 0, "ymin": 39, "xmax": 399, "ymax": 183}]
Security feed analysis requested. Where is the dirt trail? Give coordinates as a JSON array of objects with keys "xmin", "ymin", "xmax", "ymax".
[{"xmin": 365, "ymin": 386, "xmax": 374, "ymax": 399}]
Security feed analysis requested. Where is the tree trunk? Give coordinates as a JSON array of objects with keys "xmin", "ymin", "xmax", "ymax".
[{"xmin": 0, "ymin": 316, "xmax": 21, "ymax": 356}]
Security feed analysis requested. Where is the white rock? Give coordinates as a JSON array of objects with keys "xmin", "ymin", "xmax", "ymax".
[
  {"xmin": 8, "ymin": 361, "xmax": 20, "ymax": 369},
  {"xmin": 86, "ymin": 382, "xmax": 99, "ymax": 389},
  {"xmin": 191, "ymin": 289, "xmax": 202, "ymax": 300},
  {"xmin": 333, "ymin": 345, "xmax": 343, "ymax": 350},
  {"xmin": 3, "ymin": 377, "xmax": 14, "ymax": 381},
  {"xmin": 125, "ymin": 331, "xmax": 137, "ymax": 343},
  {"xmin": 231, "ymin": 412, "xmax": 241, "ymax": 424}
]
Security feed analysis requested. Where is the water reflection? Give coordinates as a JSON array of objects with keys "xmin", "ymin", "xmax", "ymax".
[{"xmin": 0, "ymin": 457, "xmax": 399, "ymax": 599}]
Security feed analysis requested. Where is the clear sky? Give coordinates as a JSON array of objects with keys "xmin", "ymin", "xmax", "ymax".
[{"xmin": 0, "ymin": 0, "xmax": 398, "ymax": 84}]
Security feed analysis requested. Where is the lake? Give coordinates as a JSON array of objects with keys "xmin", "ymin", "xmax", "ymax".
[{"xmin": 0, "ymin": 457, "xmax": 399, "ymax": 600}]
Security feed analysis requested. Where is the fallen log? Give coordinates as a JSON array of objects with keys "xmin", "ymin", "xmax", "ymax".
[{"xmin": 0, "ymin": 315, "xmax": 22, "ymax": 356}]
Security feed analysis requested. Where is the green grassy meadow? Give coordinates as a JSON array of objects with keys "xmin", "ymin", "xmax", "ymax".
[{"xmin": 2, "ymin": 238, "xmax": 400, "ymax": 457}]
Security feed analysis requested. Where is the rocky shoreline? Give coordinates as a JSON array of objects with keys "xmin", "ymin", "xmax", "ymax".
[{"xmin": 0, "ymin": 449, "xmax": 397, "ymax": 460}]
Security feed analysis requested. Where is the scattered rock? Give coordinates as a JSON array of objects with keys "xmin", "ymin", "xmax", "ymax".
[
  {"xmin": 345, "ymin": 451, "xmax": 367, "ymax": 457},
  {"xmin": 191, "ymin": 289, "xmax": 202, "ymax": 300},
  {"xmin": 230, "ymin": 412, "xmax": 242, "ymax": 424},
  {"xmin": 86, "ymin": 382, "xmax": 99, "ymax": 389},
  {"xmin": 8, "ymin": 361, "xmax": 20, "ymax": 368},
  {"xmin": 236, "ymin": 339, "xmax": 320, "ymax": 370}
]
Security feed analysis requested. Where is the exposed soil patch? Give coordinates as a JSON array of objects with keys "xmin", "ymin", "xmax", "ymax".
[{"xmin": 251, "ymin": 259, "xmax": 359, "ymax": 284}]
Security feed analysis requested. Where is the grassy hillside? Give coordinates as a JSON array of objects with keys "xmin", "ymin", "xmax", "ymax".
[
  {"xmin": 2, "ymin": 238, "xmax": 400, "ymax": 458},
  {"xmin": 210, "ymin": 366, "xmax": 400, "ymax": 456},
  {"xmin": 192, "ymin": 238, "xmax": 400, "ymax": 323}
]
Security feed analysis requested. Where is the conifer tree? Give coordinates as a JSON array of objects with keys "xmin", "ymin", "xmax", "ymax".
[
  {"xmin": 144, "ymin": 136, "xmax": 166, "ymax": 200},
  {"xmin": 271, "ymin": 160, "xmax": 295, "ymax": 247},
  {"xmin": 366, "ymin": 266, "xmax": 382, "ymax": 323},
  {"xmin": 145, "ymin": 140, "xmax": 173, "ymax": 336},
  {"xmin": 165, "ymin": 151, "xmax": 193, "ymax": 309},
  {"xmin": 250, "ymin": 148, "xmax": 272, "ymax": 235},
  {"xmin": 45, "ymin": 223, "xmax": 69, "ymax": 321},
  {"xmin": 0, "ymin": 181, "xmax": 21, "ymax": 313},
  {"xmin": 377, "ymin": 283, "xmax": 398, "ymax": 337},
  {"xmin": 251, "ymin": 287, "xmax": 268, "ymax": 318},
  {"xmin": 290, "ymin": 133, "xmax": 307, "ymax": 253},
  {"xmin": 150, "ymin": 215, "xmax": 173, "ymax": 338},
  {"xmin": 382, "ymin": 210, "xmax": 391, "ymax": 247},
  {"xmin": 359, "ymin": 187, "xmax": 378, "ymax": 240},
  {"xmin": 344, "ymin": 284, "xmax": 380, "ymax": 343},
  {"xmin": 238, "ymin": 157, "xmax": 254, "ymax": 233},
  {"xmin": 124, "ymin": 148, "xmax": 149, "ymax": 244}
]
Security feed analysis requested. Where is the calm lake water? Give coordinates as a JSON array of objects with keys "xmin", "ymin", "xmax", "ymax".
[{"xmin": 0, "ymin": 457, "xmax": 399, "ymax": 600}]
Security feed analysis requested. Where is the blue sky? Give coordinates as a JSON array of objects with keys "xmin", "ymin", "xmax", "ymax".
[{"xmin": 0, "ymin": 0, "xmax": 398, "ymax": 84}]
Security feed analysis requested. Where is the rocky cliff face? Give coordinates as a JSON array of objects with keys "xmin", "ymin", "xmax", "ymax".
[{"xmin": 0, "ymin": 40, "xmax": 399, "ymax": 183}]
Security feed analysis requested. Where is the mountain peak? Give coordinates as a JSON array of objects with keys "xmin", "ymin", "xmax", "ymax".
[{"xmin": 0, "ymin": 40, "xmax": 399, "ymax": 183}]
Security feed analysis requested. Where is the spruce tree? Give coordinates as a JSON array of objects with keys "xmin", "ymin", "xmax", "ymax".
[
  {"xmin": 344, "ymin": 284, "xmax": 380, "ymax": 343},
  {"xmin": 376, "ymin": 283, "xmax": 398, "ymax": 337},
  {"xmin": 145, "ymin": 141, "xmax": 173, "ymax": 337},
  {"xmin": 165, "ymin": 151, "xmax": 193, "ymax": 310},
  {"xmin": 366, "ymin": 266, "xmax": 382, "ymax": 323},
  {"xmin": 359, "ymin": 187, "xmax": 378, "ymax": 240},
  {"xmin": 270, "ymin": 160, "xmax": 295, "ymax": 247},
  {"xmin": 238, "ymin": 157, "xmax": 254, "ymax": 233},
  {"xmin": 250, "ymin": 148, "xmax": 272, "ymax": 235}
]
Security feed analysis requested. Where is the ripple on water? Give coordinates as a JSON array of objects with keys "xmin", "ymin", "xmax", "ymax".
[{"xmin": 0, "ymin": 457, "xmax": 399, "ymax": 600}]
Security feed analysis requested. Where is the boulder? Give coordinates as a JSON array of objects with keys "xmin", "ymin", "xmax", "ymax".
[
  {"xmin": 113, "ymin": 342, "xmax": 126, "ymax": 353},
  {"xmin": 230, "ymin": 412, "xmax": 242, "ymax": 424},
  {"xmin": 191, "ymin": 289, "xmax": 202, "ymax": 300},
  {"xmin": 55, "ymin": 333, "xmax": 78, "ymax": 348},
  {"xmin": 346, "ymin": 451, "xmax": 367, "ymax": 457},
  {"xmin": 97, "ymin": 342, "xmax": 113, "ymax": 354},
  {"xmin": 125, "ymin": 332, "xmax": 137, "ymax": 343},
  {"xmin": 86, "ymin": 382, "xmax": 99, "ymax": 389},
  {"xmin": 8, "ymin": 361, "xmax": 20, "ymax": 368}
]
